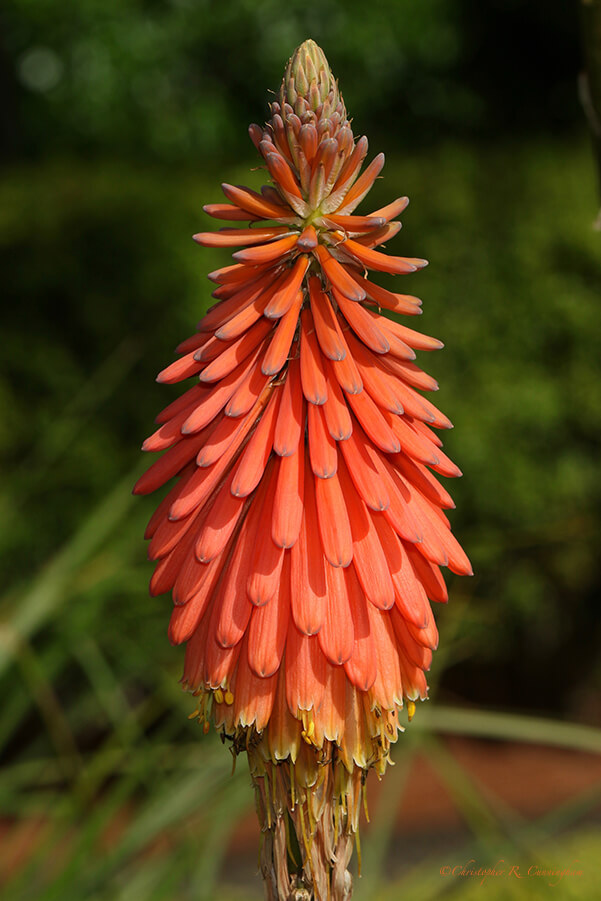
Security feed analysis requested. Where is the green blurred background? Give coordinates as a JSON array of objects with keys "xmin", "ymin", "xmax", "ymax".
[{"xmin": 2, "ymin": 1, "xmax": 601, "ymax": 898}]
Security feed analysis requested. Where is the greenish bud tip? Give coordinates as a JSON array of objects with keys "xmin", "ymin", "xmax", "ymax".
[{"xmin": 281, "ymin": 39, "xmax": 340, "ymax": 113}]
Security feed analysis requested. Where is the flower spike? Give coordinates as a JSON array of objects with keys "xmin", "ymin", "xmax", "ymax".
[{"xmin": 136, "ymin": 38, "xmax": 471, "ymax": 901}]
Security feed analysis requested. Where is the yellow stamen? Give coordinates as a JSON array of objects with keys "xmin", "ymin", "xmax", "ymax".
[
  {"xmin": 224, "ymin": 690, "xmax": 234, "ymax": 706},
  {"xmin": 214, "ymin": 688, "xmax": 224, "ymax": 705},
  {"xmin": 339, "ymin": 791, "xmax": 348, "ymax": 823},
  {"xmin": 264, "ymin": 780, "xmax": 272, "ymax": 830},
  {"xmin": 362, "ymin": 777, "xmax": 370, "ymax": 824},
  {"xmin": 301, "ymin": 713, "xmax": 318, "ymax": 747},
  {"xmin": 407, "ymin": 700, "xmax": 416, "ymax": 722},
  {"xmin": 355, "ymin": 825, "xmax": 362, "ymax": 877},
  {"xmin": 298, "ymin": 804, "xmax": 313, "ymax": 877}
]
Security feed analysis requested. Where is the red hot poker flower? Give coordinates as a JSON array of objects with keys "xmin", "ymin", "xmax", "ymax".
[{"xmin": 135, "ymin": 39, "xmax": 471, "ymax": 901}]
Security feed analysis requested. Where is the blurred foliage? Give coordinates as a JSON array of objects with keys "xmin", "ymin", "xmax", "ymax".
[
  {"xmin": 1, "ymin": 0, "xmax": 600, "ymax": 898},
  {"xmin": 2, "ymin": 0, "xmax": 581, "ymax": 162}
]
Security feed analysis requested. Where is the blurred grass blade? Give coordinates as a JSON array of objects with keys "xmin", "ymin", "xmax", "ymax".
[
  {"xmin": 0, "ymin": 466, "xmax": 142, "ymax": 677},
  {"xmin": 415, "ymin": 706, "xmax": 601, "ymax": 755}
]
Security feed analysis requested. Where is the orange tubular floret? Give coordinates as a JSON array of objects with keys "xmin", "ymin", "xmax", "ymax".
[
  {"xmin": 264, "ymin": 150, "xmax": 304, "ymax": 200},
  {"xmin": 203, "ymin": 202, "xmax": 261, "ymax": 221},
  {"xmin": 199, "ymin": 318, "xmax": 274, "ymax": 383},
  {"xmin": 232, "ymin": 633, "xmax": 278, "ymax": 730},
  {"xmin": 134, "ymin": 429, "xmax": 209, "ymax": 496},
  {"xmin": 194, "ymin": 472, "xmax": 246, "ymax": 564},
  {"xmin": 247, "ymin": 497, "xmax": 286, "ymax": 606},
  {"xmin": 328, "ymin": 333, "xmax": 364, "ymax": 395},
  {"xmin": 156, "ymin": 349, "xmax": 205, "ymax": 385},
  {"xmin": 289, "ymin": 454, "xmax": 327, "ymax": 635},
  {"xmin": 272, "ymin": 444, "xmax": 304, "ymax": 549},
  {"xmin": 350, "ymin": 271, "xmax": 423, "ymax": 316},
  {"xmin": 343, "ymin": 333, "xmax": 405, "ymax": 415},
  {"xmin": 273, "ymin": 355, "xmax": 304, "ymax": 456},
  {"xmin": 320, "ymin": 562, "xmax": 354, "ymax": 664},
  {"xmin": 308, "ymin": 401, "xmax": 337, "ymax": 479},
  {"xmin": 143, "ymin": 396, "xmax": 204, "ymax": 452},
  {"xmin": 201, "ymin": 270, "xmax": 276, "ymax": 331},
  {"xmin": 336, "ymin": 152, "xmax": 385, "ymax": 214},
  {"xmin": 368, "ymin": 196, "xmax": 410, "ymax": 221},
  {"xmin": 337, "ymin": 458, "xmax": 395, "ymax": 610},
  {"xmin": 330, "ymin": 135, "xmax": 368, "ymax": 197},
  {"xmin": 225, "ymin": 350, "xmax": 270, "ymax": 418},
  {"xmin": 297, "ymin": 225, "xmax": 318, "ymax": 250},
  {"xmin": 314, "ymin": 466, "xmax": 353, "ymax": 568},
  {"xmin": 322, "ymin": 362, "xmax": 353, "ymax": 440},
  {"xmin": 137, "ymin": 38, "xmax": 471, "ymax": 901},
  {"xmin": 309, "ymin": 277, "xmax": 347, "ymax": 361},
  {"xmin": 300, "ymin": 308, "xmax": 328, "ymax": 405},
  {"xmin": 181, "ymin": 353, "xmax": 260, "ymax": 434},
  {"xmin": 286, "ymin": 626, "xmax": 327, "ymax": 714},
  {"xmin": 214, "ymin": 292, "xmax": 271, "ymax": 342},
  {"xmin": 264, "ymin": 255, "xmax": 310, "ymax": 319},
  {"xmin": 193, "ymin": 226, "xmax": 289, "ymax": 248},
  {"xmin": 323, "ymin": 213, "xmax": 386, "ymax": 232},
  {"xmin": 334, "ymin": 292, "xmax": 391, "ymax": 354},
  {"xmin": 338, "ymin": 419, "xmax": 390, "ymax": 512},
  {"xmin": 341, "ymin": 237, "xmax": 428, "ymax": 275},
  {"xmin": 221, "ymin": 183, "xmax": 294, "ymax": 220},
  {"xmin": 262, "ymin": 290, "xmax": 303, "ymax": 376},
  {"xmin": 343, "ymin": 565, "xmax": 377, "ymax": 691},
  {"xmin": 314, "ymin": 245, "xmax": 366, "ymax": 302},
  {"xmin": 247, "ymin": 552, "xmax": 291, "ymax": 676},
  {"xmin": 155, "ymin": 384, "xmax": 207, "ymax": 425},
  {"xmin": 233, "ymin": 233, "xmax": 300, "ymax": 264},
  {"xmin": 345, "ymin": 389, "xmax": 401, "ymax": 455},
  {"xmin": 230, "ymin": 388, "xmax": 281, "ymax": 497}
]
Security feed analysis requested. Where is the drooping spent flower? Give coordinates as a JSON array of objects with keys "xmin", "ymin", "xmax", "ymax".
[{"xmin": 134, "ymin": 39, "xmax": 471, "ymax": 901}]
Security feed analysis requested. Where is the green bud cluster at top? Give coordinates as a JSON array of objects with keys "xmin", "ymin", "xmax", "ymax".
[{"xmin": 278, "ymin": 39, "xmax": 347, "ymax": 124}]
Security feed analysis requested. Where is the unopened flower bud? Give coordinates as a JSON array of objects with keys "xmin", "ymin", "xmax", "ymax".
[{"xmin": 279, "ymin": 39, "xmax": 344, "ymax": 123}]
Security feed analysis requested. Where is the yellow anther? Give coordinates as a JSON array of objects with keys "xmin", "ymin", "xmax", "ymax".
[
  {"xmin": 224, "ymin": 690, "xmax": 234, "ymax": 705},
  {"xmin": 203, "ymin": 720, "xmax": 211, "ymax": 734},
  {"xmin": 188, "ymin": 708, "xmax": 200, "ymax": 720},
  {"xmin": 407, "ymin": 700, "xmax": 416, "ymax": 722},
  {"xmin": 306, "ymin": 720, "xmax": 315, "ymax": 738},
  {"xmin": 214, "ymin": 689, "xmax": 224, "ymax": 705}
]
